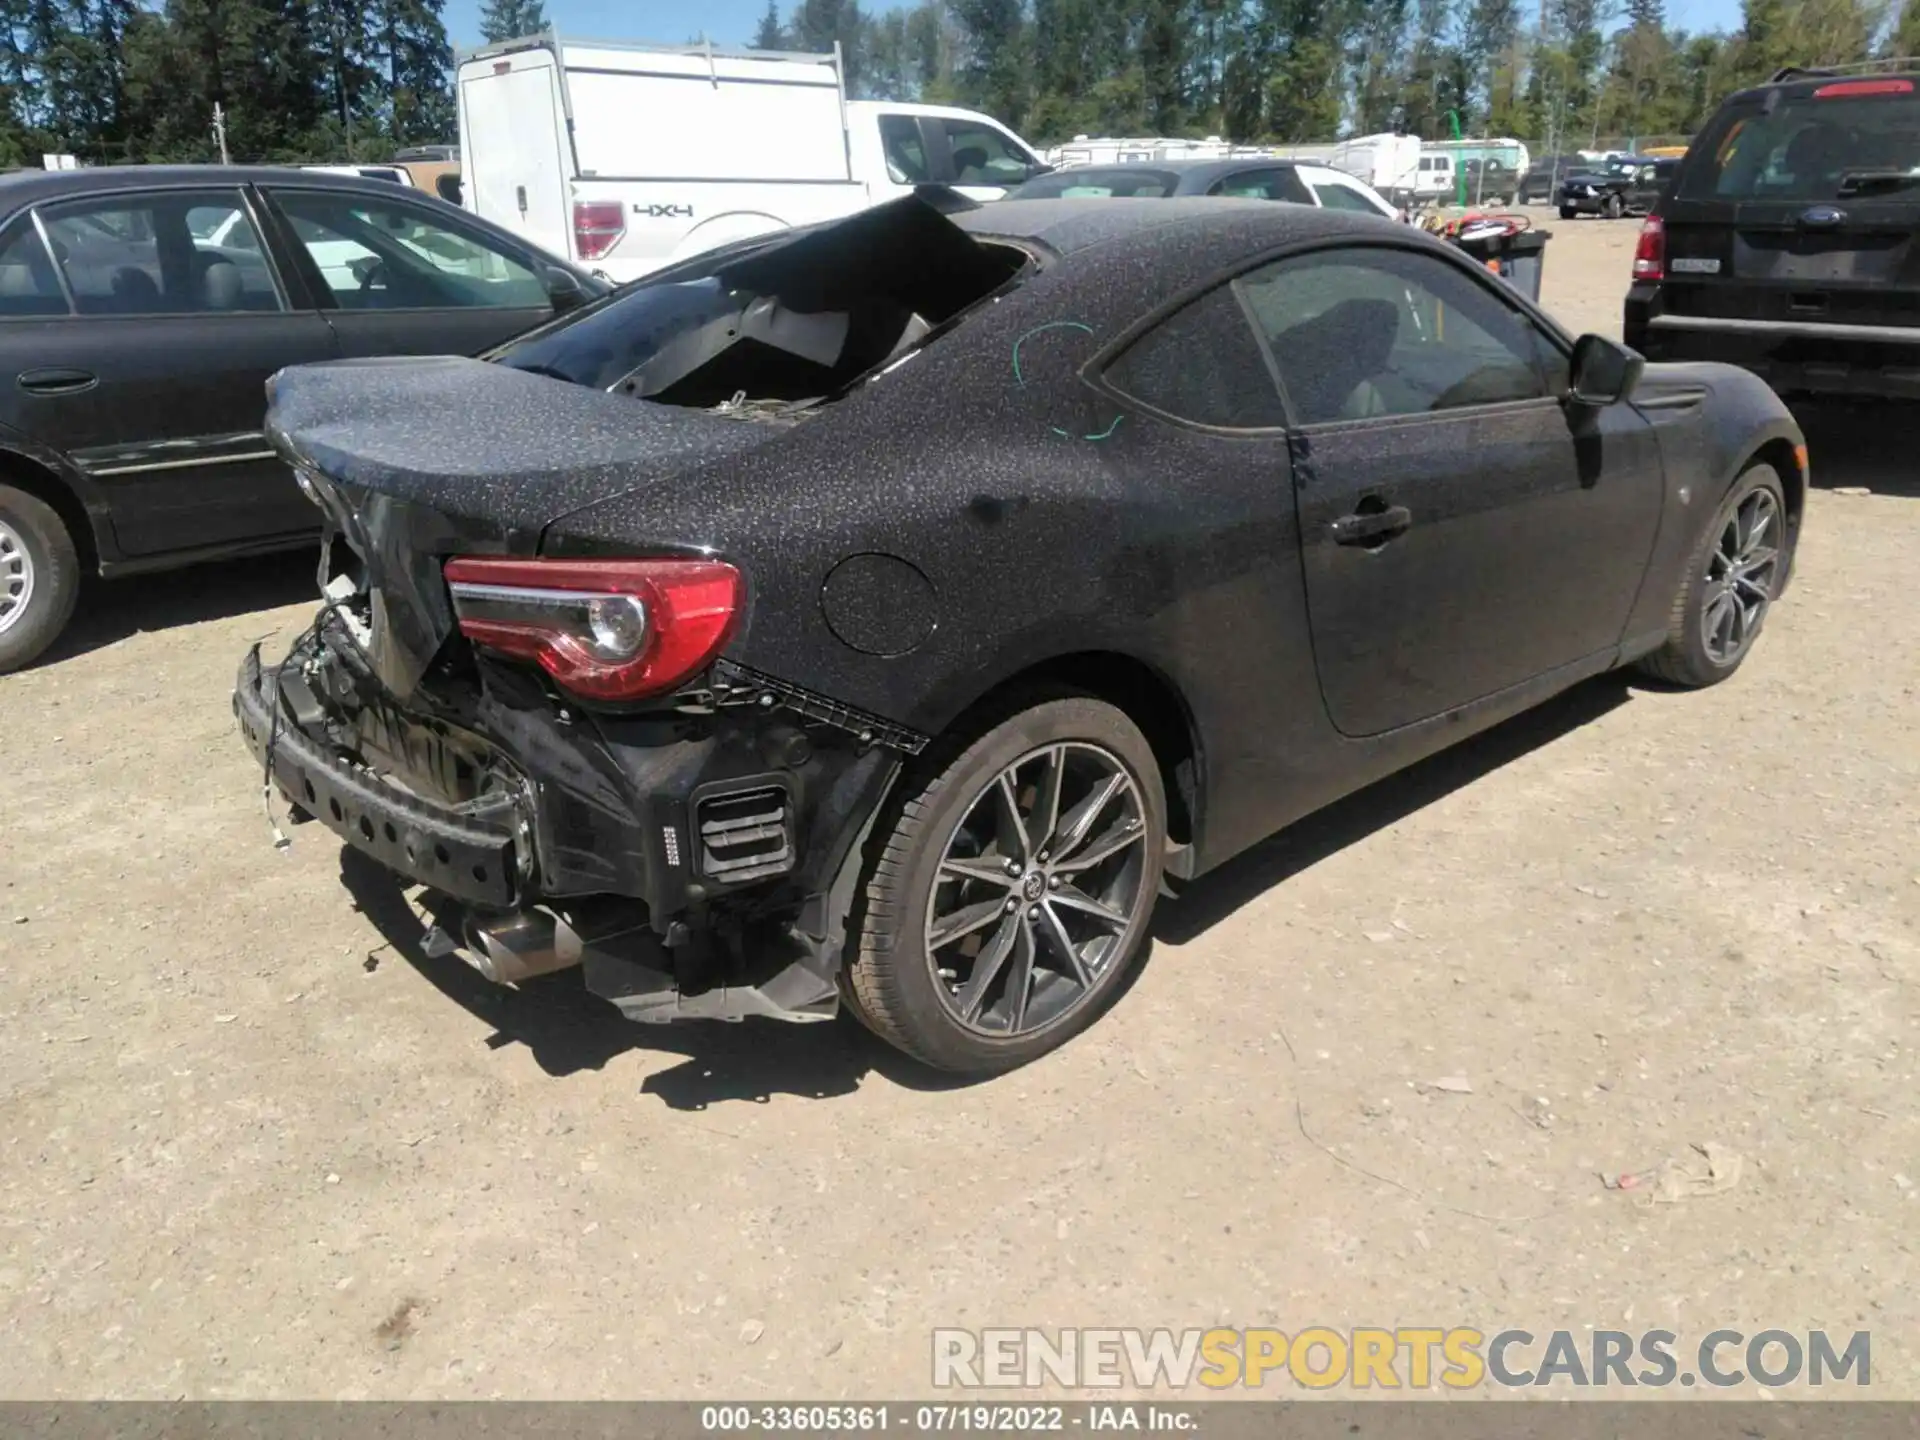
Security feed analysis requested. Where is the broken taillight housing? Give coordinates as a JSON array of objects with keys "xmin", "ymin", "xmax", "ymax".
[
  {"xmin": 572, "ymin": 199, "xmax": 626, "ymax": 261},
  {"xmin": 1633, "ymin": 214, "xmax": 1665, "ymax": 281},
  {"xmin": 444, "ymin": 557, "xmax": 742, "ymax": 703}
]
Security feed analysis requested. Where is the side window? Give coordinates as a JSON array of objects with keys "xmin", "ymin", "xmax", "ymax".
[
  {"xmin": 0, "ymin": 218, "xmax": 68, "ymax": 317},
  {"xmin": 1239, "ymin": 248, "xmax": 1558, "ymax": 425},
  {"xmin": 40, "ymin": 190, "xmax": 283, "ymax": 315},
  {"xmin": 1104, "ymin": 283, "xmax": 1287, "ymax": 430},
  {"xmin": 879, "ymin": 115, "xmax": 931, "ymax": 185},
  {"xmin": 1312, "ymin": 179, "xmax": 1386, "ymax": 214},
  {"xmin": 1209, "ymin": 167, "xmax": 1312, "ymax": 204},
  {"xmin": 942, "ymin": 120, "xmax": 1035, "ymax": 186},
  {"xmin": 271, "ymin": 189, "xmax": 547, "ymax": 311}
]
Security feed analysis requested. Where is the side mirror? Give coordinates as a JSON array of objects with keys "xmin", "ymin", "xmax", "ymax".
[
  {"xmin": 1568, "ymin": 333, "xmax": 1644, "ymax": 407},
  {"xmin": 544, "ymin": 267, "xmax": 589, "ymax": 314}
]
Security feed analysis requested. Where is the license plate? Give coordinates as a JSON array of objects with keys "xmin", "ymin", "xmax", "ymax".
[{"xmin": 1671, "ymin": 257, "xmax": 1721, "ymax": 274}]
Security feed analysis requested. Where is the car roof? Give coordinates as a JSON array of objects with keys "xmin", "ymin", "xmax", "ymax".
[
  {"xmin": 0, "ymin": 164, "xmax": 429, "ymax": 210},
  {"xmin": 1042, "ymin": 156, "xmax": 1302, "ymax": 185},
  {"xmin": 1727, "ymin": 66, "xmax": 1920, "ymax": 101},
  {"xmin": 954, "ymin": 194, "xmax": 1391, "ymax": 257}
]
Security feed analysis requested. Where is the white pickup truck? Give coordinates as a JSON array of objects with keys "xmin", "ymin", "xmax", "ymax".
[{"xmin": 455, "ymin": 35, "xmax": 1048, "ymax": 283}]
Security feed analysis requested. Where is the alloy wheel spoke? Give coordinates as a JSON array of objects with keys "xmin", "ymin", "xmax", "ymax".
[
  {"xmin": 1054, "ymin": 816, "xmax": 1146, "ymax": 874},
  {"xmin": 1048, "ymin": 881, "xmax": 1129, "ymax": 928},
  {"xmin": 940, "ymin": 853, "xmax": 1015, "ymax": 886},
  {"xmin": 992, "ymin": 773, "xmax": 1031, "ymax": 862},
  {"xmin": 1002, "ymin": 922, "xmax": 1037, "ymax": 1032},
  {"xmin": 929, "ymin": 894, "xmax": 1011, "ymax": 951},
  {"xmin": 1052, "ymin": 773, "xmax": 1129, "ymax": 862},
  {"xmin": 1036, "ymin": 902, "xmax": 1092, "ymax": 987},
  {"xmin": 1027, "ymin": 745, "xmax": 1064, "ymax": 858},
  {"xmin": 956, "ymin": 914, "xmax": 1021, "ymax": 1022}
]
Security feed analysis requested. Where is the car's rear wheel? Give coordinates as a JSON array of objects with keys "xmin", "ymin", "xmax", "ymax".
[
  {"xmin": 1637, "ymin": 463, "xmax": 1788, "ymax": 688},
  {"xmin": 845, "ymin": 695, "xmax": 1165, "ymax": 1073},
  {"xmin": 0, "ymin": 483, "xmax": 80, "ymax": 674},
  {"xmin": 1603, "ymin": 192, "xmax": 1625, "ymax": 219}
]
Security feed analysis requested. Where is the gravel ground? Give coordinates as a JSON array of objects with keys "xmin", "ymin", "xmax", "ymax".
[{"xmin": 2, "ymin": 213, "xmax": 1916, "ymax": 1400}]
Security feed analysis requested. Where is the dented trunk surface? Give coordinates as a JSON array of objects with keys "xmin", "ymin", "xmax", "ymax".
[{"xmin": 266, "ymin": 356, "xmax": 787, "ymax": 700}]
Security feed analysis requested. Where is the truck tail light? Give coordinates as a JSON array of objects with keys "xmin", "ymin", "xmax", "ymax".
[
  {"xmin": 572, "ymin": 199, "xmax": 626, "ymax": 261},
  {"xmin": 444, "ymin": 557, "xmax": 742, "ymax": 703},
  {"xmin": 1633, "ymin": 214, "xmax": 1665, "ymax": 281}
]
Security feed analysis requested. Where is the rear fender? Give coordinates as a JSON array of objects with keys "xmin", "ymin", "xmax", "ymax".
[
  {"xmin": 668, "ymin": 211, "xmax": 793, "ymax": 267},
  {"xmin": 0, "ymin": 422, "xmax": 116, "ymax": 570}
]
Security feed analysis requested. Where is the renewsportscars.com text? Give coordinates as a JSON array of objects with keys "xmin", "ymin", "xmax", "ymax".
[{"xmin": 931, "ymin": 1327, "xmax": 1871, "ymax": 1390}]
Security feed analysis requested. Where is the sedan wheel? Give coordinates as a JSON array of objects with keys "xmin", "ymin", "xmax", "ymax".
[
  {"xmin": 1637, "ymin": 464, "xmax": 1789, "ymax": 688},
  {"xmin": 847, "ymin": 696, "xmax": 1166, "ymax": 1073},
  {"xmin": 0, "ymin": 483, "xmax": 81, "ymax": 674}
]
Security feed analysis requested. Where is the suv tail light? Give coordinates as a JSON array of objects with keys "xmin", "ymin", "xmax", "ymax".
[
  {"xmin": 1633, "ymin": 214, "xmax": 1665, "ymax": 281},
  {"xmin": 444, "ymin": 557, "xmax": 742, "ymax": 703},
  {"xmin": 572, "ymin": 200, "xmax": 625, "ymax": 261}
]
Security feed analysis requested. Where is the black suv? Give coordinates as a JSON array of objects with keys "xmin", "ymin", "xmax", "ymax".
[
  {"xmin": 1558, "ymin": 155, "xmax": 1676, "ymax": 218},
  {"xmin": 1624, "ymin": 66, "xmax": 1920, "ymax": 399}
]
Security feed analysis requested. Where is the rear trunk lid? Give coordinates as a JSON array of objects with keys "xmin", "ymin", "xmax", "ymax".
[
  {"xmin": 1658, "ymin": 80, "xmax": 1920, "ymax": 329},
  {"xmin": 266, "ymin": 355, "xmax": 784, "ymax": 700}
]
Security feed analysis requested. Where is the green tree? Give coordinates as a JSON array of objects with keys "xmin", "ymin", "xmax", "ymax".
[
  {"xmin": 752, "ymin": 0, "xmax": 786, "ymax": 48},
  {"xmin": 477, "ymin": 0, "xmax": 545, "ymax": 44}
]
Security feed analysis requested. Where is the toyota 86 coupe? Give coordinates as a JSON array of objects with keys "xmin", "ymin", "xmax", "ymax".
[{"xmin": 235, "ymin": 192, "xmax": 1806, "ymax": 1073}]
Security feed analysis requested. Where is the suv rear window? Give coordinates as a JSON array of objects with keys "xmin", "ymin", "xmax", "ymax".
[{"xmin": 1681, "ymin": 83, "xmax": 1920, "ymax": 202}]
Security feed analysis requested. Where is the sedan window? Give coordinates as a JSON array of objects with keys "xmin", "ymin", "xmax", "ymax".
[
  {"xmin": 0, "ymin": 217, "xmax": 67, "ymax": 317},
  {"xmin": 1239, "ymin": 247, "xmax": 1557, "ymax": 425},
  {"xmin": 1104, "ymin": 283, "xmax": 1287, "ymax": 429},
  {"xmin": 1208, "ymin": 167, "xmax": 1313, "ymax": 204},
  {"xmin": 38, "ymin": 190, "xmax": 284, "ymax": 315},
  {"xmin": 272, "ymin": 190, "xmax": 547, "ymax": 311},
  {"xmin": 1311, "ymin": 179, "xmax": 1388, "ymax": 215}
]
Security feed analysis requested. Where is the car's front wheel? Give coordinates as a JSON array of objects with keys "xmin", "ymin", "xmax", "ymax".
[
  {"xmin": 0, "ymin": 483, "xmax": 80, "ymax": 674},
  {"xmin": 1559, "ymin": 204, "xmax": 1579, "ymax": 220},
  {"xmin": 846, "ymin": 695, "xmax": 1166, "ymax": 1073},
  {"xmin": 1637, "ymin": 463, "xmax": 1788, "ymax": 688}
]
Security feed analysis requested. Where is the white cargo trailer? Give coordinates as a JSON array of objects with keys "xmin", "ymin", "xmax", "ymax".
[{"xmin": 455, "ymin": 34, "xmax": 1046, "ymax": 282}]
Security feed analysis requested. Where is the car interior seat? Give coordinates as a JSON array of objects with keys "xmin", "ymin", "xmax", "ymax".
[
  {"xmin": 1274, "ymin": 296, "xmax": 1402, "ymax": 423},
  {"xmin": 109, "ymin": 265, "xmax": 162, "ymax": 311},
  {"xmin": 198, "ymin": 255, "xmax": 245, "ymax": 311}
]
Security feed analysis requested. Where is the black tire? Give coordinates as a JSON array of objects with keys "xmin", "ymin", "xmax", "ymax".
[
  {"xmin": 1637, "ymin": 463, "xmax": 1789, "ymax": 688},
  {"xmin": 1559, "ymin": 204, "xmax": 1579, "ymax": 220},
  {"xmin": 846, "ymin": 694, "xmax": 1166, "ymax": 1073},
  {"xmin": 0, "ymin": 482, "xmax": 81, "ymax": 674},
  {"xmin": 1603, "ymin": 192, "xmax": 1625, "ymax": 219}
]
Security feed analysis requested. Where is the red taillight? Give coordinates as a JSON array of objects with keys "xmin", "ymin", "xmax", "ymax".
[
  {"xmin": 571, "ymin": 199, "xmax": 625, "ymax": 261},
  {"xmin": 1633, "ymin": 214, "xmax": 1665, "ymax": 281},
  {"xmin": 1813, "ymin": 78, "xmax": 1913, "ymax": 98},
  {"xmin": 443, "ymin": 557, "xmax": 742, "ymax": 703}
]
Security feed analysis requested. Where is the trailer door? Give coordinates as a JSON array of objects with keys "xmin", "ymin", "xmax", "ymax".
[{"xmin": 457, "ymin": 48, "xmax": 573, "ymax": 258}]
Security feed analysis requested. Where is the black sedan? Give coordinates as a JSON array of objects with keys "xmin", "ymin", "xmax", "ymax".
[
  {"xmin": 235, "ymin": 194, "xmax": 1805, "ymax": 1073},
  {"xmin": 0, "ymin": 165, "xmax": 607, "ymax": 671}
]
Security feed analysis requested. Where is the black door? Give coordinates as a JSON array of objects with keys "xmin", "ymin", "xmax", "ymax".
[
  {"xmin": 1239, "ymin": 243, "xmax": 1665, "ymax": 737},
  {"xmin": 3, "ymin": 189, "xmax": 338, "ymax": 557},
  {"xmin": 261, "ymin": 186, "xmax": 558, "ymax": 361}
]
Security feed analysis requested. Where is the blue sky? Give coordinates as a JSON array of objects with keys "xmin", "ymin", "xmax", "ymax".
[{"xmin": 441, "ymin": 0, "xmax": 1750, "ymax": 62}]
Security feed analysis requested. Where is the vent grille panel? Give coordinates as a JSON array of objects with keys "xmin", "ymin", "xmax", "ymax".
[{"xmin": 696, "ymin": 785, "xmax": 793, "ymax": 883}]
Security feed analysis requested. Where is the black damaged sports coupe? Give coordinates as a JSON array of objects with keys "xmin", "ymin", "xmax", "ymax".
[{"xmin": 236, "ymin": 192, "xmax": 1806, "ymax": 1073}]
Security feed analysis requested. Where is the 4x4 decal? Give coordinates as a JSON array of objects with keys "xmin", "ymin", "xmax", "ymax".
[{"xmin": 633, "ymin": 203, "xmax": 694, "ymax": 219}]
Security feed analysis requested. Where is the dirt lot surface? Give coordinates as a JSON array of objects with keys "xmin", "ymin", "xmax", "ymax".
[{"xmin": 3, "ymin": 213, "xmax": 1917, "ymax": 1400}]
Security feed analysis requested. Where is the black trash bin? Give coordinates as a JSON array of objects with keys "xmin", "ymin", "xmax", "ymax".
[{"xmin": 1450, "ymin": 227, "xmax": 1551, "ymax": 304}]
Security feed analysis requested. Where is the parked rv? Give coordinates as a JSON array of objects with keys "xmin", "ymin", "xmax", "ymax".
[
  {"xmin": 1325, "ymin": 133, "xmax": 1422, "ymax": 206},
  {"xmin": 455, "ymin": 35, "xmax": 1046, "ymax": 282}
]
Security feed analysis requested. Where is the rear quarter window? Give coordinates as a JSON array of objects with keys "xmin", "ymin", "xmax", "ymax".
[{"xmin": 1104, "ymin": 284, "xmax": 1286, "ymax": 429}]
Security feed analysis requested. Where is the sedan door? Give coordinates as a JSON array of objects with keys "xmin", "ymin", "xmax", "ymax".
[
  {"xmin": 260, "ymin": 185, "xmax": 559, "ymax": 361},
  {"xmin": 1238, "ymin": 243, "xmax": 1665, "ymax": 737},
  {"xmin": 2, "ymin": 188, "xmax": 338, "ymax": 558}
]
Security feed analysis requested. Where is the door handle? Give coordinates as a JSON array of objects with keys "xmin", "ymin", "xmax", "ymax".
[
  {"xmin": 1329, "ymin": 502, "xmax": 1413, "ymax": 546},
  {"xmin": 17, "ymin": 367, "xmax": 97, "ymax": 396}
]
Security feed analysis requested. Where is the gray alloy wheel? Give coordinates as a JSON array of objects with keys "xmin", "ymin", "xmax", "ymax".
[
  {"xmin": 923, "ymin": 741, "xmax": 1150, "ymax": 1038},
  {"xmin": 845, "ymin": 695, "xmax": 1166, "ymax": 1073},
  {"xmin": 1700, "ymin": 486, "xmax": 1781, "ymax": 667},
  {"xmin": 0, "ymin": 483, "xmax": 81, "ymax": 675},
  {"xmin": 1603, "ymin": 191, "xmax": 1625, "ymax": 219},
  {"xmin": 1637, "ymin": 464, "xmax": 1789, "ymax": 689}
]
